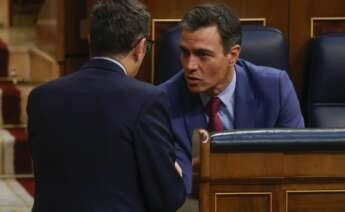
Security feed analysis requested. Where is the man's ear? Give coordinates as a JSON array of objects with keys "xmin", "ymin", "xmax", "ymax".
[
  {"xmin": 228, "ymin": 44, "xmax": 241, "ymax": 65},
  {"xmin": 132, "ymin": 38, "xmax": 146, "ymax": 62}
]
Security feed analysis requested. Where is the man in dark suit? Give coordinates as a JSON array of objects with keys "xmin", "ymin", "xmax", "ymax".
[
  {"xmin": 27, "ymin": 0, "xmax": 186, "ymax": 211},
  {"xmin": 159, "ymin": 3, "xmax": 304, "ymax": 201}
]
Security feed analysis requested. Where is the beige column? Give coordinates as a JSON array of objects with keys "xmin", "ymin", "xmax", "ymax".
[{"xmin": 0, "ymin": 0, "xmax": 11, "ymax": 27}]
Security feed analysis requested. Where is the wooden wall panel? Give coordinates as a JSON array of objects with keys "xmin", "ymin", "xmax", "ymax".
[
  {"xmin": 147, "ymin": 0, "xmax": 288, "ymax": 36},
  {"xmin": 287, "ymin": 190, "xmax": 345, "ymax": 212},
  {"xmin": 57, "ymin": 0, "xmax": 88, "ymax": 75},
  {"xmin": 0, "ymin": 0, "xmax": 11, "ymax": 27},
  {"xmin": 57, "ymin": 0, "xmax": 65, "ymax": 62},
  {"xmin": 36, "ymin": 0, "xmax": 57, "ymax": 59},
  {"xmin": 63, "ymin": 57, "xmax": 88, "ymax": 75},
  {"xmin": 289, "ymin": 0, "xmax": 345, "ymax": 96},
  {"xmin": 215, "ymin": 192, "xmax": 271, "ymax": 212},
  {"xmin": 64, "ymin": 0, "xmax": 88, "ymax": 58}
]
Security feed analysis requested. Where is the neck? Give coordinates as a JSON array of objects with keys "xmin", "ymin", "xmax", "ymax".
[
  {"xmin": 96, "ymin": 53, "xmax": 136, "ymax": 77},
  {"xmin": 119, "ymin": 57, "xmax": 137, "ymax": 77},
  {"xmin": 209, "ymin": 66, "xmax": 234, "ymax": 96}
]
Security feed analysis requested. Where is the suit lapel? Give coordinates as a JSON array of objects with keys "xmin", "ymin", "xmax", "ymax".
[
  {"xmin": 181, "ymin": 63, "xmax": 260, "ymax": 134},
  {"xmin": 234, "ymin": 64, "xmax": 258, "ymax": 129},
  {"xmin": 183, "ymin": 87, "xmax": 207, "ymax": 141}
]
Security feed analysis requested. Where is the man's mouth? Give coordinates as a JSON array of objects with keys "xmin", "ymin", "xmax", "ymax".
[{"xmin": 186, "ymin": 76, "xmax": 202, "ymax": 85}]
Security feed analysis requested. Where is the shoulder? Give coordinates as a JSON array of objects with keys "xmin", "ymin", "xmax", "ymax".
[
  {"xmin": 126, "ymin": 76, "xmax": 165, "ymax": 99},
  {"xmin": 236, "ymin": 59, "xmax": 287, "ymax": 82},
  {"xmin": 236, "ymin": 59, "xmax": 290, "ymax": 90},
  {"xmin": 29, "ymin": 73, "xmax": 75, "ymax": 100},
  {"xmin": 158, "ymin": 70, "xmax": 188, "ymax": 102},
  {"xmin": 158, "ymin": 70, "xmax": 185, "ymax": 92},
  {"xmin": 128, "ymin": 79, "xmax": 171, "ymax": 124}
]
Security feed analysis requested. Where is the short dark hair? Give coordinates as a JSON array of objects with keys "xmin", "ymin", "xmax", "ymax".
[
  {"xmin": 90, "ymin": 0, "xmax": 150, "ymax": 57},
  {"xmin": 180, "ymin": 4, "xmax": 241, "ymax": 53}
]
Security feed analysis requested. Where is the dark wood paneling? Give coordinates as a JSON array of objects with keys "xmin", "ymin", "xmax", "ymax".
[
  {"xmin": 288, "ymin": 191, "xmax": 345, "ymax": 212},
  {"xmin": 146, "ymin": 0, "xmax": 288, "ymax": 35},
  {"xmin": 57, "ymin": 0, "xmax": 65, "ymax": 62},
  {"xmin": 289, "ymin": 0, "xmax": 345, "ymax": 96},
  {"xmin": 57, "ymin": 0, "xmax": 88, "ymax": 75},
  {"xmin": 64, "ymin": 0, "xmax": 88, "ymax": 57},
  {"xmin": 216, "ymin": 193, "xmax": 271, "ymax": 212},
  {"xmin": 0, "ymin": 0, "xmax": 11, "ymax": 27},
  {"xmin": 136, "ymin": 53, "xmax": 151, "ymax": 82},
  {"xmin": 211, "ymin": 153, "xmax": 284, "ymax": 178},
  {"xmin": 63, "ymin": 57, "xmax": 88, "ymax": 75}
]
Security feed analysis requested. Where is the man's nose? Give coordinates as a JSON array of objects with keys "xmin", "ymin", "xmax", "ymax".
[{"xmin": 184, "ymin": 55, "xmax": 198, "ymax": 71}]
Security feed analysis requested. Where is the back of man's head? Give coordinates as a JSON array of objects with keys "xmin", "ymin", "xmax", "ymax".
[
  {"xmin": 180, "ymin": 4, "xmax": 241, "ymax": 53},
  {"xmin": 90, "ymin": 0, "xmax": 150, "ymax": 57}
]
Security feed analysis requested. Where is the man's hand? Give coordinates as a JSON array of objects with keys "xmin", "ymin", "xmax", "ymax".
[{"xmin": 175, "ymin": 161, "xmax": 183, "ymax": 177}]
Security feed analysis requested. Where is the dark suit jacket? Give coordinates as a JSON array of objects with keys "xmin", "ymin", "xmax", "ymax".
[
  {"xmin": 27, "ymin": 58, "xmax": 186, "ymax": 212},
  {"xmin": 159, "ymin": 59, "xmax": 304, "ymax": 193}
]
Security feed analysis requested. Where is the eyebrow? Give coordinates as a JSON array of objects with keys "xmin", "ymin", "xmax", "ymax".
[
  {"xmin": 194, "ymin": 49, "xmax": 214, "ymax": 56},
  {"xmin": 180, "ymin": 45, "xmax": 215, "ymax": 56}
]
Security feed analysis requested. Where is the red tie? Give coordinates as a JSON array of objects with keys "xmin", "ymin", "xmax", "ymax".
[{"xmin": 207, "ymin": 97, "xmax": 223, "ymax": 132}]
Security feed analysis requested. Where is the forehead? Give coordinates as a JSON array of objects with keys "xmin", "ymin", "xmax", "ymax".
[{"xmin": 180, "ymin": 25, "xmax": 223, "ymax": 50}]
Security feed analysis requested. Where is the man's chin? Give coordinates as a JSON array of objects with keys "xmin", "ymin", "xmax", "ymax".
[{"xmin": 187, "ymin": 84, "xmax": 206, "ymax": 94}]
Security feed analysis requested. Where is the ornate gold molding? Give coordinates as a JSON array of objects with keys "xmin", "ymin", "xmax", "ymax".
[
  {"xmin": 240, "ymin": 18, "xmax": 266, "ymax": 26},
  {"xmin": 0, "ymin": 124, "xmax": 27, "ymax": 128},
  {"xmin": 286, "ymin": 189, "xmax": 345, "ymax": 212},
  {"xmin": 311, "ymin": 17, "xmax": 345, "ymax": 38}
]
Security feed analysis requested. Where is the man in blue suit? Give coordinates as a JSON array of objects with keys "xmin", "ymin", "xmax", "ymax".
[
  {"xmin": 160, "ymin": 3, "xmax": 304, "ymax": 201},
  {"xmin": 27, "ymin": 0, "xmax": 185, "ymax": 211}
]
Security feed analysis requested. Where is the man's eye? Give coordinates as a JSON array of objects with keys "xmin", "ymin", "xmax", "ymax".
[
  {"xmin": 180, "ymin": 49, "xmax": 189, "ymax": 56},
  {"xmin": 198, "ymin": 53, "xmax": 208, "ymax": 57},
  {"xmin": 196, "ymin": 52, "xmax": 210, "ymax": 59}
]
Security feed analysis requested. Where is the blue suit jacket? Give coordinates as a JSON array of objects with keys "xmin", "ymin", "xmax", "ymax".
[
  {"xmin": 27, "ymin": 59, "xmax": 186, "ymax": 212},
  {"xmin": 159, "ymin": 59, "xmax": 304, "ymax": 193}
]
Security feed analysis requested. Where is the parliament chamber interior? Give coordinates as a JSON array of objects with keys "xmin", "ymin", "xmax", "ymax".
[{"xmin": 0, "ymin": 0, "xmax": 345, "ymax": 211}]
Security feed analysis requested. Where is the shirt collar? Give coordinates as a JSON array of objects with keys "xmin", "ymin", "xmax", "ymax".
[
  {"xmin": 92, "ymin": 57, "xmax": 128, "ymax": 75},
  {"xmin": 200, "ymin": 70, "xmax": 237, "ymax": 107}
]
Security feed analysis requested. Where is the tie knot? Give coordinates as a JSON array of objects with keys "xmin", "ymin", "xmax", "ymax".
[{"xmin": 207, "ymin": 97, "xmax": 222, "ymax": 113}]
